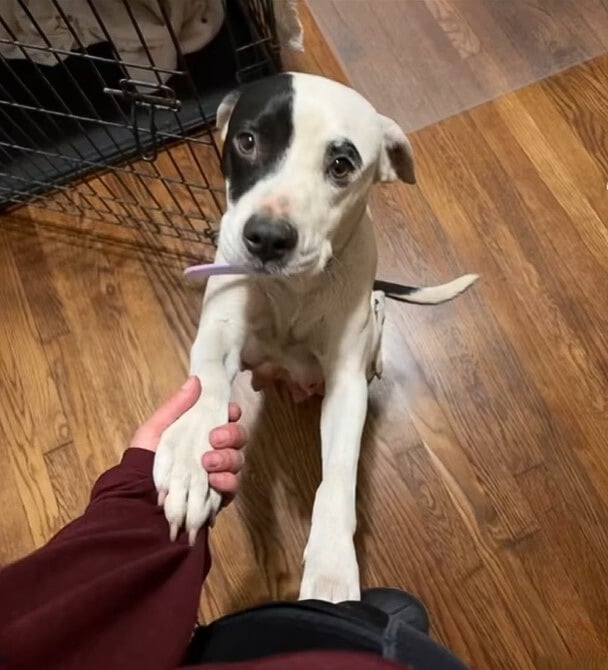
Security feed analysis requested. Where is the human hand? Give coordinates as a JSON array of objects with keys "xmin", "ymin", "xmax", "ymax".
[{"xmin": 129, "ymin": 377, "xmax": 246, "ymax": 503}]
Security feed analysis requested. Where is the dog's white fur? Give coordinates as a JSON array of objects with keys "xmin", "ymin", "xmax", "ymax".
[{"xmin": 153, "ymin": 73, "xmax": 476, "ymax": 602}]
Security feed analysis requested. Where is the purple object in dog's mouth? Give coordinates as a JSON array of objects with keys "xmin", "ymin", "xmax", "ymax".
[{"xmin": 183, "ymin": 262, "xmax": 252, "ymax": 280}]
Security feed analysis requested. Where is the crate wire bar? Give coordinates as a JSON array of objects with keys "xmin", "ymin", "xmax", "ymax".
[{"xmin": 0, "ymin": 0, "xmax": 281, "ymax": 248}]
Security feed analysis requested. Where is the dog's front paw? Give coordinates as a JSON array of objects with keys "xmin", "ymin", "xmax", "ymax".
[
  {"xmin": 153, "ymin": 404, "xmax": 223, "ymax": 544},
  {"xmin": 299, "ymin": 533, "xmax": 360, "ymax": 603}
]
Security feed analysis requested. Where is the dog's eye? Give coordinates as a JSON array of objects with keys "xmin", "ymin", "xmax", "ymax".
[
  {"xmin": 329, "ymin": 156, "xmax": 355, "ymax": 182},
  {"xmin": 236, "ymin": 132, "xmax": 256, "ymax": 155}
]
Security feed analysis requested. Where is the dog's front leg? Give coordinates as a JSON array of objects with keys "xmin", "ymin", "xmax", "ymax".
[
  {"xmin": 153, "ymin": 300, "xmax": 244, "ymax": 544},
  {"xmin": 299, "ymin": 364, "xmax": 368, "ymax": 603}
]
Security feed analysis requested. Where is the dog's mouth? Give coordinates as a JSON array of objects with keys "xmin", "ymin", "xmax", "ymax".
[
  {"xmin": 249, "ymin": 257, "xmax": 320, "ymax": 277},
  {"xmin": 231, "ymin": 244, "xmax": 325, "ymax": 277},
  {"xmin": 184, "ymin": 252, "xmax": 330, "ymax": 283},
  {"xmin": 200, "ymin": 233, "xmax": 330, "ymax": 280},
  {"xmin": 247, "ymin": 258, "xmax": 289, "ymax": 275}
]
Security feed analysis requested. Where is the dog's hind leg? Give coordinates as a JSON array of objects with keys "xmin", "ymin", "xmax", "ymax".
[
  {"xmin": 153, "ymin": 279, "xmax": 246, "ymax": 544},
  {"xmin": 369, "ymin": 289, "xmax": 386, "ymax": 380}
]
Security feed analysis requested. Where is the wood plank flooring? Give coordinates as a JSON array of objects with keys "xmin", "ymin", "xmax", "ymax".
[
  {"xmin": 1, "ymin": 4, "xmax": 608, "ymax": 668},
  {"xmin": 309, "ymin": 0, "xmax": 608, "ymax": 131}
]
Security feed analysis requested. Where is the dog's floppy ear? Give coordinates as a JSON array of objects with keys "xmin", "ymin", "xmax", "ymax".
[
  {"xmin": 216, "ymin": 89, "xmax": 241, "ymax": 141},
  {"xmin": 376, "ymin": 114, "xmax": 416, "ymax": 185}
]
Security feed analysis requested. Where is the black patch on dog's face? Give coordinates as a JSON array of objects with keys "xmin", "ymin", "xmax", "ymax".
[{"xmin": 222, "ymin": 74, "xmax": 294, "ymax": 202}]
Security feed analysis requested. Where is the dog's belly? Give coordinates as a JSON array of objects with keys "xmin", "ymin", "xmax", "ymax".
[{"xmin": 240, "ymin": 333, "xmax": 325, "ymax": 402}]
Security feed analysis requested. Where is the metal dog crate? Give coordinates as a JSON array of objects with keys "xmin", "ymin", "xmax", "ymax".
[{"xmin": 0, "ymin": 0, "xmax": 281, "ymax": 252}]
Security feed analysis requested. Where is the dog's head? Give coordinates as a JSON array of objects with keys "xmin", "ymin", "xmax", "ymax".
[{"xmin": 216, "ymin": 72, "xmax": 415, "ymax": 276}]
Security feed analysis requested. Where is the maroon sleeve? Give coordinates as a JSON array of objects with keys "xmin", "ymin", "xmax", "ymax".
[{"xmin": 0, "ymin": 448, "xmax": 210, "ymax": 670}]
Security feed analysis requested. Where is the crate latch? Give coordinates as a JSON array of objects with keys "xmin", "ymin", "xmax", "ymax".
[{"xmin": 103, "ymin": 79, "xmax": 182, "ymax": 162}]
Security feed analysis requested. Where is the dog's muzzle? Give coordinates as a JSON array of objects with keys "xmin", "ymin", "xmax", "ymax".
[{"xmin": 243, "ymin": 215, "xmax": 298, "ymax": 263}]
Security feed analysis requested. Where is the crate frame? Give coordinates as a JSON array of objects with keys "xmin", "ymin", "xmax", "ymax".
[{"xmin": 0, "ymin": 0, "xmax": 281, "ymax": 253}]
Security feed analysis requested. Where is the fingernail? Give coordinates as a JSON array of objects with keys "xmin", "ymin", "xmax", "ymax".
[
  {"xmin": 212, "ymin": 428, "xmax": 229, "ymax": 446},
  {"xmin": 206, "ymin": 454, "xmax": 220, "ymax": 469},
  {"xmin": 181, "ymin": 376, "xmax": 195, "ymax": 391}
]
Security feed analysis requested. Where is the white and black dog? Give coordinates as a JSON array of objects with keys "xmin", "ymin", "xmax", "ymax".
[{"xmin": 153, "ymin": 72, "xmax": 477, "ymax": 602}]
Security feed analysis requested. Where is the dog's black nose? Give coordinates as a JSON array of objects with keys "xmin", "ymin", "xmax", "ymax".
[{"xmin": 243, "ymin": 216, "xmax": 298, "ymax": 263}]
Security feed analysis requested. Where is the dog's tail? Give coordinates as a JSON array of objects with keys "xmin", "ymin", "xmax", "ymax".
[{"xmin": 373, "ymin": 273, "xmax": 478, "ymax": 304}]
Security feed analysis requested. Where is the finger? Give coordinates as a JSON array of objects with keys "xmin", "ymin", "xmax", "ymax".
[
  {"xmin": 228, "ymin": 403, "xmax": 242, "ymax": 422},
  {"xmin": 209, "ymin": 472, "xmax": 239, "ymax": 497},
  {"xmin": 209, "ymin": 423, "xmax": 247, "ymax": 450},
  {"xmin": 131, "ymin": 377, "xmax": 200, "ymax": 447},
  {"xmin": 202, "ymin": 448, "xmax": 245, "ymax": 475}
]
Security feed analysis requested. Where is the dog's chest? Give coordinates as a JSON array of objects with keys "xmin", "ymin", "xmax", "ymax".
[{"xmin": 240, "ymin": 292, "xmax": 326, "ymax": 400}]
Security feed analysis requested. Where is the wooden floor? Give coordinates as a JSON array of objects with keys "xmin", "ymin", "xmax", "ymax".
[
  {"xmin": 2, "ymin": 3, "xmax": 608, "ymax": 669},
  {"xmin": 309, "ymin": 0, "xmax": 608, "ymax": 131}
]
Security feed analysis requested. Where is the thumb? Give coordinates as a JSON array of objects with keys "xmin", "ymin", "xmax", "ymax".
[{"xmin": 131, "ymin": 377, "xmax": 201, "ymax": 448}]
